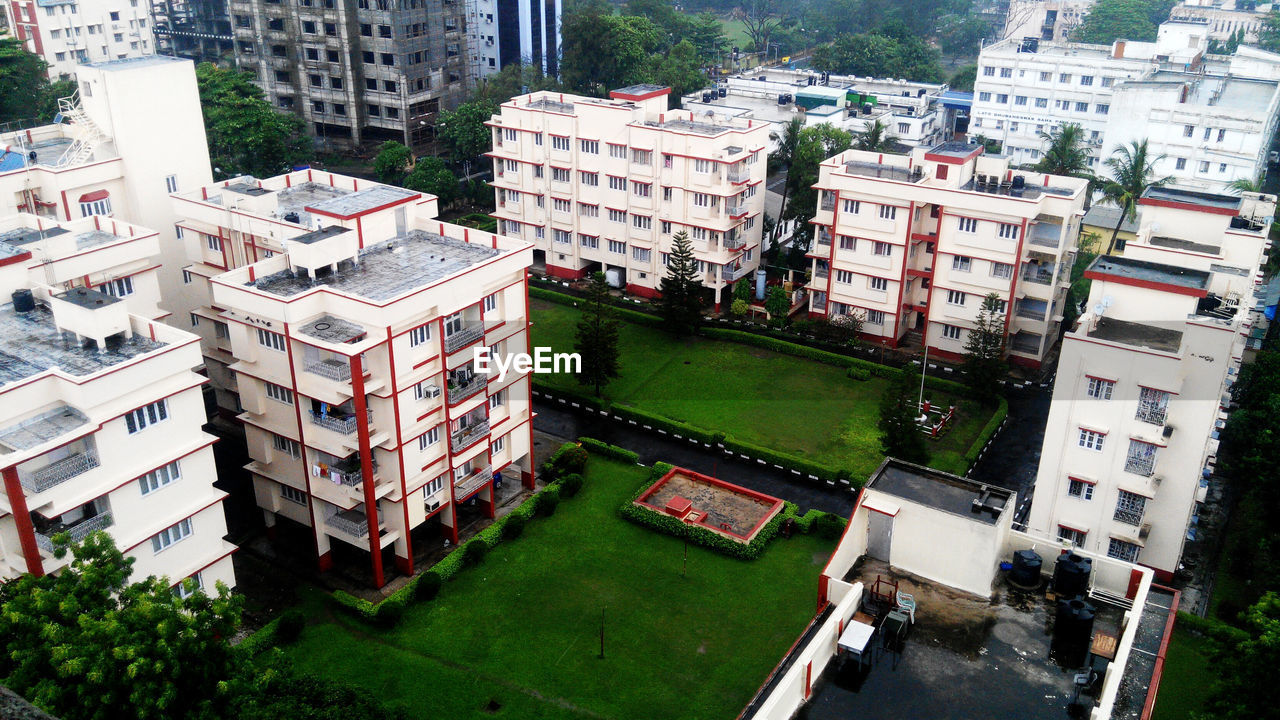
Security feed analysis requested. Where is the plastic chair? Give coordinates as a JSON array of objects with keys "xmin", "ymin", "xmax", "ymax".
[{"xmin": 896, "ymin": 591, "xmax": 916, "ymax": 624}]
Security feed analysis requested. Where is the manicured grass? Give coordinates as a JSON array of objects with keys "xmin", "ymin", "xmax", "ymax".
[
  {"xmin": 529, "ymin": 300, "xmax": 990, "ymax": 479},
  {"xmin": 284, "ymin": 457, "xmax": 834, "ymax": 719},
  {"xmin": 1151, "ymin": 628, "xmax": 1214, "ymax": 720},
  {"xmin": 721, "ymin": 17, "xmax": 753, "ymax": 51}
]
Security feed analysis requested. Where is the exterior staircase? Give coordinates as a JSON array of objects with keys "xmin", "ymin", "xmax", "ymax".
[{"xmin": 55, "ymin": 92, "xmax": 107, "ymax": 167}]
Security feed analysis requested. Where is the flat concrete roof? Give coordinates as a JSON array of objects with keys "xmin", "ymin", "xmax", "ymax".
[
  {"xmin": 0, "ymin": 404, "xmax": 89, "ymax": 453},
  {"xmin": 291, "ymin": 225, "xmax": 350, "ymax": 245},
  {"xmin": 1088, "ymin": 317, "xmax": 1184, "ymax": 353},
  {"xmin": 1150, "ymin": 235, "xmax": 1220, "ymax": 255},
  {"xmin": 56, "ymin": 287, "xmax": 119, "ymax": 309},
  {"xmin": 1083, "ymin": 205, "xmax": 1141, "ymax": 234},
  {"xmin": 1088, "ymin": 255, "xmax": 1210, "ymax": 291},
  {"xmin": 1143, "ymin": 71, "xmax": 1279, "ymax": 110},
  {"xmin": 0, "ymin": 303, "xmax": 165, "ymax": 386},
  {"xmin": 305, "ymin": 186, "xmax": 418, "ymax": 218},
  {"xmin": 867, "ymin": 459, "xmax": 1011, "ymax": 525},
  {"xmin": 1143, "ymin": 186, "xmax": 1242, "ymax": 212},
  {"xmin": 298, "ymin": 314, "xmax": 365, "ymax": 344},
  {"xmin": 83, "ymin": 55, "xmax": 190, "ymax": 70},
  {"xmin": 251, "ymin": 230, "xmax": 500, "ymax": 302}
]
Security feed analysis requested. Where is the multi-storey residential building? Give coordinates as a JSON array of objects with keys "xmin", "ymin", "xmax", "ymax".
[
  {"xmin": 4, "ymin": 0, "xmax": 154, "ymax": 80},
  {"xmin": 1171, "ymin": 0, "xmax": 1268, "ymax": 44},
  {"xmin": 464, "ymin": 0, "xmax": 559, "ymax": 78},
  {"xmin": 183, "ymin": 175, "xmax": 534, "ymax": 587},
  {"xmin": 681, "ymin": 69, "xmax": 952, "ymax": 151},
  {"xmin": 0, "ymin": 279, "xmax": 235, "ymax": 590},
  {"xmin": 0, "ymin": 56, "xmax": 215, "ymax": 329},
  {"xmin": 488, "ymin": 85, "xmax": 770, "ymax": 308},
  {"xmin": 229, "ymin": 0, "xmax": 469, "ymax": 152},
  {"xmin": 1028, "ymin": 186, "xmax": 1273, "ymax": 580},
  {"xmin": 1002, "ymin": 0, "xmax": 1094, "ymax": 42},
  {"xmin": 974, "ymin": 20, "xmax": 1280, "ymax": 191},
  {"xmin": 806, "ymin": 143, "xmax": 1088, "ymax": 367},
  {"xmin": 150, "ymin": 0, "xmax": 233, "ymax": 64}
]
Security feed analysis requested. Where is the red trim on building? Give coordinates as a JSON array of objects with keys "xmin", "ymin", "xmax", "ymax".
[
  {"xmin": 609, "ymin": 87, "xmax": 671, "ymax": 102},
  {"xmin": 2, "ymin": 466, "xmax": 44, "ymax": 577},
  {"xmin": 350, "ymin": 353, "xmax": 385, "ymax": 588},
  {"xmin": 1083, "ymin": 269, "xmax": 1208, "ymax": 297},
  {"xmin": 1137, "ymin": 197, "xmax": 1238, "ymax": 216}
]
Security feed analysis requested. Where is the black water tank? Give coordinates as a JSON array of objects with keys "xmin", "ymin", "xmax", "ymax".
[
  {"xmin": 1010, "ymin": 549, "xmax": 1042, "ymax": 587},
  {"xmin": 778, "ymin": 94, "xmax": 788, "ymax": 105},
  {"xmin": 11, "ymin": 288, "xmax": 35, "ymax": 313},
  {"xmin": 702, "ymin": 92, "xmax": 713, "ymax": 103},
  {"xmin": 283, "ymin": 211, "xmax": 300, "ymax": 224},
  {"xmin": 1054, "ymin": 552, "xmax": 1093, "ymax": 598},
  {"xmin": 1055, "ymin": 596, "xmax": 1096, "ymax": 645},
  {"xmin": 718, "ymin": 86, "xmax": 727, "ymax": 98},
  {"xmin": 1011, "ymin": 175, "xmax": 1026, "ymax": 190}
]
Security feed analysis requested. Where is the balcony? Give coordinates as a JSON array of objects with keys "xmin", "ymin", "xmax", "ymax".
[
  {"xmin": 34, "ymin": 511, "xmax": 114, "ymax": 554},
  {"xmin": 726, "ymin": 202, "xmax": 746, "ymax": 217},
  {"xmin": 305, "ymin": 357, "xmax": 351, "ymax": 382},
  {"xmin": 1113, "ymin": 507, "xmax": 1144, "ymax": 526},
  {"xmin": 454, "ymin": 465, "xmax": 492, "ymax": 497},
  {"xmin": 1009, "ymin": 331, "xmax": 1042, "ymax": 354},
  {"xmin": 814, "ymin": 265, "xmax": 830, "ymax": 279},
  {"xmin": 816, "ymin": 232, "xmax": 831, "ymax": 247},
  {"xmin": 727, "ymin": 167, "xmax": 749, "ymax": 183},
  {"xmin": 1021, "ymin": 265, "xmax": 1056, "ymax": 285},
  {"xmin": 19, "ymin": 449, "xmax": 99, "ymax": 494},
  {"xmin": 309, "ymin": 410, "xmax": 363, "ymax": 435},
  {"xmin": 724, "ymin": 232, "xmax": 745, "ymax": 250},
  {"xmin": 723, "ymin": 263, "xmax": 752, "ymax": 282},
  {"xmin": 325, "ymin": 508, "xmax": 369, "ymax": 538},
  {"xmin": 447, "ymin": 373, "xmax": 487, "ymax": 405},
  {"xmin": 820, "ymin": 195, "xmax": 835, "ymax": 211},
  {"xmin": 1124, "ymin": 453, "xmax": 1157, "ymax": 477},
  {"xmin": 443, "ymin": 323, "xmax": 484, "ymax": 353},
  {"xmin": 451, "ymin": 419, "xmax": 491, "ymax": 451},
  {"xmin": 1015, "ymin": 299, "xmax": 1047, "ymax": 322}
]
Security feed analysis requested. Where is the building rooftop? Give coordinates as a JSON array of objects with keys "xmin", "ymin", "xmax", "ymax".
[
  {"xmin": 1142, "ymin": 186, "xmax": 1242, "ymax": 212},
  {"xmin": 526, "ymin": 97, "xmax": 577, "ymax": 114},
  {"xmin": 305, "ymin": 186, "xmax": 418, "ymax": 219},
  {"xmin": 83, "ymin": 54, "xmax": 191, "ymax": 70},
  {"xmin": 1087, "ymin": 255, "xmax": 1211, "ymax": 291},
  {"xmin": 290, "ymin": 225, "xmax": 349, "ymax": 245},
  {"xmin": 1141, "ymin": 71, "xmax": 1279, "ymax": 111},
  {"xmin": 0, "ymin": 138, "xmax": 74, "ymax": 169},
  {"xmin": 56, "ymin": 287, "xmax": 120, "ymax": 309},
  {"xmin": 843, "ymin": 160, "xmax": 918, "ymax": 182},
  {"xmin": 1083, "ymin": 205, "xmax": 1142, "ymax": 234},
  {"xmin": 612, "ymin": 83, "xmax": 669, "ymax": 96},
  {"xmin": 298, "ymin": 314, "xmax": 365, "ymax": 344},
  {"xmin": 1087, "ymin": 317, "xmax": 1185, "ymax": 353},
  {"xmin": 251, "ymin": 230, "xmax": 501, "ymax": 301},
  {"xmin": 1149, "ymin": 235, "xmax": 1220, "ymax": 255},
  {"xmin": 648, "ymin": 117, "xmax": 737, "ymax": 136},
  {"xmin": 867, "ymin": 459, "xmax": 1011, "ymax": 525},
  {"xmin": 928, "ymin": 141, "xmax": 978, "ymax": 159},
  {"xmin": 0, "ymin": 303, "xmax": 166, "ymax": 386},
  {"xmin": 272, "ymin": 182, "xmax": 351, "ymax": 226},
  {"xmin": 0, "ymin": 404, "xmax": 89, "ymax": 453}
]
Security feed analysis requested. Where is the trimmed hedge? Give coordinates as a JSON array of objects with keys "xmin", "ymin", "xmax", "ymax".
[
  {"xmin": 559, "ymin": 473, "xmax": 584, "ymax": 497},
  {"xmin": 1175, "ymin": 611, "xmax": 1249, "ymax": 645},
  {"xmin": 962, "ymin": 396, "xmax": 1009, "ymax": 468},
  {"xmin": 621, "ymin": 488, "xmax": 799, "ymax": 561},
  {"xmin": 238, "ymin": 615, "xmax": 285, "ymax": 657},
  {"xmin": 276, "ymin": 608, "xmax": 306, "ymax": 642},
  {"xmin": 576, "ymin": 436, "xmax": 640, "ymax": 463},
  {"xmin": 611, "ymin": 405, "xmax": 722, "ymax": 445},
  {"xmin": 529, "ymin": 286, "xmax": 665, "ymax": 329},
  {"xmin": 720, "ymin": 435, "xmax": 839, "ymax": 482}
]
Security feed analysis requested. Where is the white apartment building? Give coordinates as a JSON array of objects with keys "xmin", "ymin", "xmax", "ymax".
[
  {"xmin": 973, "ymin": 20, "xmax": 1280, "ymax": 191},
  {"xmin": 680, "ymin": 69, "xmax": 952, "ymax": 151},
  {"xmin": 1003, "ymin": 0, "xmax": 1095, "ymax": 42},
  {"xmin": 488, "ymin": 85, "xmax": 769, "ymax": 308},
  {"xmin": 1171, "ymin": 0, "xmax": 1272, "ymax": 43},
  {"xmin": 176, "ymin": 170, "xmax": 536, "ymax": 587},
  {"xmin": 0, "ymin": 56, "xmax": 215, "ymax": 329},
  {"xmin": 0, "ymin": 280, "xmax": 235, "ymax": 590},
  {"xmin": 4, "ymin": 0, "xmax": 154, "ymax": 80},
  {"xmin": 806, "ymin": 142, "xmax": 1088, "ymax": 367},
  {"xmin": 1029, "ymin": 186, "xmax": 1272, "ymax": 580}
]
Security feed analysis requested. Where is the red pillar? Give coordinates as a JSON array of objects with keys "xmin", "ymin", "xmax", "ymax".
[
  {"xmin": 482, "ymin": 486, "xmax": 496, "ymax": 519},
  {"xmin": 2, "ymin": 466, "xmax": 43, "ymax": 577},
  {"xmin": 521, "ymin": 469, "xmax": 535, "ymax": 491},
  {"xmin": 317, "ymin": 551, "xmax": 334, "ymax": 572},
  {"xmin": 349, "ymin": 354, "xmax": 385, "ymax": 588}
]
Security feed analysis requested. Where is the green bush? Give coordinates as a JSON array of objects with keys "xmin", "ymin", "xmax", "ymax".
[
  {"xmin": 962, "ymin": 396, "xmax": 1009, "ymax": 468},
  {"xmin": 502, "ymin": 511, "xmax": 528, "ymax": 540},
  {"xmin": 413, "ymin": 571, "xmax": 442, "ymax": 601},
  {"xmin": 553, "ymin": 445, "xmax": 589, "ymax": 475},
  {"xmin": 238, "ymin": 616, "xmax": 283, "ymax": 657},
  {"xmin": 610, "ymin": 406, "xmax": 719, "ymax": 444},
  {"xmin": 731, "ymin": 298, "xmax": 749, "ymax": 316},
  {"xmin": 536, "ymin": 485, "xmax": 562, "ymax": 516},
  {"xmin": 810, "ymin": 513, "xmax": 848, "ymax": 540},
  {"xmin": 462, "ymin": 537, "xmax": 490, "ymax": 566},
  {"xmin": 846, "ymin": 366, "xmax": 871, "ymax": 381},
  {"xmin": 330, "ymin": 591, "xmax": 378, "ymax": 622},
  {"xmin": 531, "ymin": 379, "xmax": 611, "ymax": 411},
  {"xmin": 559, "ymin": 473, "xmax": 584, "ymax": 497},
  {"xmin": 276, "ymin": 608, "xmax": 306, "ymax": 642},
  {"xmin": 576, "ymin": 436, "xmax": 640, "ymax": 463},
  {"xmin": 649, "ymin": 462, "xmax": 675, "ymax": 481},
  {"xmin": 528, "ymin": 286, "xmax": 665, "ymax": 329},
  {"xmin": 619, "ymin": 491, "xmax": 800, "ymax": 561},
  {"xmin": 375, "ymin": 593, "xmax": 407, "ymax": 627},
  {"xmin": 720, "ymin": 435, "xmax": 839, "ymax": 482}
]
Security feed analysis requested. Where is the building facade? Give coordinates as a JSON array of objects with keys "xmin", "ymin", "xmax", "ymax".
[
  {"xmin": 1002, "ymin": 0, "xmax": 1095, "ymax": 42},
  {"xmin": 806, "ymin": 142, "xmax": 1088, "ymax": 367},
  {"xmin": 1171, "ymin": 0, "xmax": 1269, "ymax": 44},
  {"xmin": 174, "ymin": 169, "xmax": 536, "ymax": 586},
  {"xmin": 229, "ymin": 0, "xmax": 470, "ymax": 152},
  {"xmin": 0, "ymin": 275, "xmax": 235, "ymax": 590},
  {"xmin": 488, "ymin": 85, "xmax": 770, "ymax": 307},
  {"xmin": 0, "ymin": 56, "xmax": 215, "ymax": 330},
  {"xmin": 465, "ymin": 0, "xmax": 559, "ymax": 79},
  {"xmin": 3, "ymin": 0, "xmax": 155, "ymax": 79},
  {"xmin": 150, "ymin": 0, "xmax": 234, "ymax": 64},
  {"xmin": 1028, "ymin": 187, "xmax": 1273, "ymax": 580}
]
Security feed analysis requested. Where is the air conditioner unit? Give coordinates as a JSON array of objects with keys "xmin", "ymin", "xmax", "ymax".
[
  {"xmin": 423, "ymin": 384, "xmax": 441, "ymax": 398},
  {"xmin": 426, "ymin": 500, "xmax": 440, "ymax": 511}
]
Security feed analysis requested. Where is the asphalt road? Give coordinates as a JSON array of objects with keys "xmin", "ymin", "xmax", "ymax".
[{"xmin": 966, "ymin": 381, "xmax": 1055, "ymax": 528}]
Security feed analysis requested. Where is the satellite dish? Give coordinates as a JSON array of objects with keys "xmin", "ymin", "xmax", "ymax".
[{"xmin": 1092, "ymin": 295, "xmax": 1113, "ymax": 316}]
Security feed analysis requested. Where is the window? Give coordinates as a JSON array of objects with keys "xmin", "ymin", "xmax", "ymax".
[
  {"xmin": 660, "ymin": 221, "xmax": 671, "ymax": 234},
  {"xmin": 898, "ymin": 122, "xmax": 910, "ymax": 134},
  {"xmin": 580, "ymin": 139, "xmax": 599, "ymax": 154},
  {"xmin": 694, "ymin": 159, "xmax": 715, "ymax": 173},
  {"xmin": 1014, "ymin": 95, "xmax": 1027, "ymax": 106},
  {"xmin": 958, "ymin": 217, "xmax": 977, "ymax": 233},
  {"xmin": 609, "ymin": 176, "xmax": 627, "ymax": 191},
  {"xmin": 265, "ymin": 381, "xmax": 293, "ymax": 404},
  {"xmin": 1114, "ymin": 490, "xmax": 1147, "ymax": 525},
  {"xmin": 631, "ymin": 149, "xmax": 652, "ymax": 165},
  {"xmin": 580, "ymin": 171, "xmax": 598, "ymax": 186},
  {"xmin": 952, "ymin": 255, "xmax": 972, "ymax": 272},
  {"xmin": 409, "ymin": 323, "xmax": 432, "ymax": 347},
  {"xmin": 281, "ymin": 485, "xmax": 306, "ymax": 505},
  {"xmin": 579, "ymin": 203, "xmax": 598, "ymax": 217},
  {"xmin": 1096, "ymin": 104, "xmax": 1109, "ymax": 115},
  {"xmin": 873, "ymin": 242, "xmax": 891, "ymax": 256},
  {"xmin": 1217, "ymin": 128, "xmax": 1226, "ymax": 142},
  {"xmin": 608, "ymin": 209, "xmax": 627, "ymax": 223},
  {"xmin": 608, "ymin": 240, "xmax": 626, "ymax": 254},
  {"xmin": 1219, "ymin": 163, "xmax": 1228, "ymax": 173},
  {"xmin": 1078, "ymin": 429, "xmax": 1105, "ymax": 451},
  {"xmin": 879, "ymin": 205, "xmax": 896, "ymax": 220},
  {"xmin": 551, "ymin": 135, "xmax": 570, "ymax": 151},
  {"xmin": 1039, "ymin": 71, "xmax": 1051, "ymax": 81},
  {"xmin": 1101, "ymin": 77, "xmax": 1114, "ymax": 87},
  {"xmin": 257, "ymin": 328, "xmax": 286, "ymax": 351},
  {"xmin": 151, "ymin": 518, "xmax": 192, "ymax": 553},
  {"xmin": 842, "ymin": 199, "xmax": 860, "ymax": 214},
  {"xmin": 418, "ymin": 427, "xmax": 440, "ymax": 450},
  {"xmin": 125, "ymin": 400, "xmax": 168, "ymax": 434},
  {"xmin": 633, "ymin": 182, "xmax": 652, "ymax": 198},
  {"xmin": 492, "ymin": 435, "xmax": 506, "ymax": 453},
  {"xmin": 999, "ymin": 67, "xmax": 1012, "ymax": 78},
  {"xmin": 79, "ymin": 195, "xmax": 112, "ymax": 217},
  {"xmin": 1136, "ymin": 387, "xmax": 1170, "ymax": 425},
  {"xmin": 1199, "ymin": 161, "xmax": 1210, "ymax": 173},
  {"xmin": 982, "ymin": 66, "xmax": 995, "ymax": 76},
  {"xmin": 1107, "ymin": 538, "xmax": 1140, "ymax": 563},
  {"xmin": 574, "ymin": 234, "xmax": 598, "ymax": 250},
  {"xmin": 839, "ymin": 236, "xmax": 856, "ymax": 251},
  {"xmin": 866, "ymin": 310, "xmax": 885, "ymax": 325},
  {"xmin": 1074, "ymin": 102, "xmax": 1088, "ymax": 112},
  {"xmin": 1086, "ymin": 377, "xmax": 1114, "ymax": 400},
  {"xmin": 979, "ymin": 92, "xmax": 992, "ymax": 102},
  {"xmin": 946, "ymin": 290, "xmax": 967, "ymax": 306},
  {"xmin": 1059, "ymin": 73, "xmax": 1071, "ymax": 83},
  {"xmin": 991, "ymin": 262, "xmax": 1013, "ymax": 279},
  {"xmin": 942, "ymin": 324, "xmax": 962, "ymax": 340},
  {"xmin": 998, "ymin": 223, "xmax": 1019, "ymax": 240},
  {"xmin": 1080, "ymin": 75, "xmax": 1093, "ymax": 86},
  {"xmin": 1058, "ymin": 526, "xmax": 1087, "ymax": 547},
  {"xmin": 423, "ymin": 475, "xmax": 445, "ymax": 498},
  {"xmin": 552, "ymin": 168, "xmax": 570, "ymax": 182},
  {"xmin": 1175, "ymin": 157, "xmax": 1187, "ymax": 170},
  {"xmin": 182, "ymin": 269, "xmax": 192, "ymax": 284},
  {"xmin": 138, "ymin": 461, "xmax": 181, "ymax": 495},
  {"xmin": 1066, "ymin": 478, "xmax": 1094, "ymax": 501},
  {"xmin": 835, "ymin": 270, "xmax": 854, "ymax": 284},
  {"xmin": 632, "ymin": 247, "xmax": 651, "ymax": 262},
  {"xmin": 609, "ymin": 143, "xmax": 627, "ymax": 159},
  {"xmin": 869, "ymin": 277, "xmax": 888, "ymax": 292},
  {"xmin": 1184, "ymin": 124, "xmax": 1195, "ymax": 138},
  {"xmin": 1035, "ymin": 97, "xmax": 1048, "ymax": 108},
  {"xmin": 632, "ymin": 215, "xmax": 651, "ymax": 230},
  {"xmin": 553, "ymin": 229, "xmax": 572, "ymax": 244},
  {"xmin": 164, "ymin": 175, "xmax": 178, "ymax": 193},
  {"xmin": 692, "ymin": 192, "xmax": 711, "ymax": 207},
  {"xmin": 100, "ymin": 277, "xmax": 134, "ymax": 297},
  {"xmin": 997, "ymin": 94, "xmax": 1009, "ymax": 104},
  {"xmin": 553, "ymin": 198, "xmax": 572, "ymax": 212},
  {"xmin": 272, "ymin": 434, "xmax": 301, "ymax": 458}
]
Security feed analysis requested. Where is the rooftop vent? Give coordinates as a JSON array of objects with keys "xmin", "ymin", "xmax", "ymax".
[{"xmin": 50, "ymin": 287, "xmax": 132, "ymax": 352}]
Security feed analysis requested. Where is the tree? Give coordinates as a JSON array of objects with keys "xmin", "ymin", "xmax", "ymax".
[
  {"xmin": 1034, "ymin": 122, "xmax": 1097, "ymax": 205},
  {"xmin": 436, "ymin": 99, "xmax": 498, "ymax": 174},
  {"xmin": 783, "ymin": 124, "xmax": 853, "ymax": 243},
  {"xmin": 1071, "ymin": 0, "xmax": 1161, "ymax": 44},
  {"xmin": 1228, "ymin": 175, "xmax": 1266, "ymax": 195},
  {"xmin": 560, "ymin": 1, "xmax": 662, "ymax": 95},
  {"xmin": 402, "ymin": 156, "xmax": 459, "ymax": 205},
  {"xmin": 1100, "ymin": 139, "xmax": 1171, "ymax": 254},
  {"xmin": 935, "ymin": 14, "xmax": 993, "ymax": 56},
  {"xmin": 659, "ymin": 231, "xmax": 704, "ymax": 335},
  {"xmin": 737, "ymin": 0, "xmax": 784, "ymax": 52},
  {"xmin": 962, "ymin": 293, "xmax": 1008, "ymax": 400},
  {"xmin": 0, "ymin": 39, "xmax": 52, "ymax": 125},
  {"xmin": 764, "ymin": 285, "xmax": 790, "ymax": 322},
  {"xmin": 1261, "ymin": 10, "xmax": 1280, "ymax": 53},
  {"xmin": 810, "ymin": 31, "xmax": 944, "ymax": 83},
  {"xmin": 372, "ymin": 141, "xmax": 412, "ymax": 185},
  {"xmin": 471, "ymin": 63, "xmax": 561, "ymax": 104},
  {"xmin": 0, "ymin": 533, "xmax": 245, "ymax": 720},
  {"xmin": 733, "ymin": 275, "xmax": 754, "ymax": 303},
  {"xmin": 644, "ymin": 40, "xmax": 707, "ymax": 107},
  {"xmin": 771, "ymin": 117, "xmax": 805, "ymax": 241},
  {"xmin": 574, "ymin": 272, "xmax": 621, "ymax": 395},
  {"xmin": 1201, "ymin": 593, "xmax": 1280, "ymax": 720},
  {"xmin": 853, "ymin": 119, "xmax": 897, "ymax": 152},
  {"xmin": 949, "ymin": 64, "xmax": 977, "ymax": 92},
  {"xmin": 196, "ymin": 63, "xmax": 309, "ymax": 180},
  {"xmin": 878, "ymin": 367, "xmax": 930, "ymax": 464}
]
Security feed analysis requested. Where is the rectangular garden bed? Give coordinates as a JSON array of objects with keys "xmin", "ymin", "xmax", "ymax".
[{"xmin": 635, "ymin": 467, "xmax": 785, "ymax": 544}]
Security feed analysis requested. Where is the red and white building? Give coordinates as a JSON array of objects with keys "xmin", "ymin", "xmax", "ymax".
[
  {"xmin": 177, "ymin": 170, "xmax": 537, "ymax": 587},
  {"xmin": 487, "ymin": 84, "xmax": 769, "ymax": 307},
  {"xmin": 806, "ymin": 142, "xmax": 1089, "ymax": 366}
]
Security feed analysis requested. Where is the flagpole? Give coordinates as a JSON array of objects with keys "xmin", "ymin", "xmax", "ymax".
[{"xmin": 918, "ymin": 343, "xmax": 928, "ymax": 418}]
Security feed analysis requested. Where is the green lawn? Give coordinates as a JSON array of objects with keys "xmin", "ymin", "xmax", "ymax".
[
  {"xmin": 530, "ymin": 300, "xmax": 990, "ymax": 479},
  {"xmin": 1151, "ymin": 628, "xmax": 1214, "ymax": 720},
  {"xmin": 284, "ymin": 457, "xmax": 833, "ymax": 719}
]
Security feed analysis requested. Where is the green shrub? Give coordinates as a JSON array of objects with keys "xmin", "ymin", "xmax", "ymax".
[
  {"xmin": 276, "ymin": 608, "xmax": 306, "ymax": 642},
  {"xmin": 846, "ymin": 366, "xmax": 871, "ymax": 381},
  {"xmin": 649, "ymin": 462, "xmax": 675, "ymax": 481},
  {"xmin": 811, "ymin": 513, "xmax": 848, "ymax": 540},
  {"xmin": 375, "ymin": 593, "xmax": 407, "ymax": 627},
  {"xmin": 502, "ymin": 511, "xmax": 528, "ymax": 539},
  {"xmin": 553, "ymin": 445, "xmax": 589, "ymax": 475},
  {"xmin": 619, "ymin": 492, "xmax": 800, "ymax": 561},
  {"xmin": 576, "ymin": 436, "xmax": 640, "ymax": 463},
  {"xmin": 462, "ymin": 537, "xmax": 490, "ymax": 566},
  {"xmin": 238, "ymin": 616, "xmax": 283, "ymax": 657},
  {"xmin": 731, "ymin": 298, "xmax": 749, "ymax": 316},
  {"xmin": 962, "ymin": 396, "xmax": 1009, "ymax": 469},
  {"xmin": 413, "ymin": 571, "xmax": 442, "ymax": 601},
  {"xmin": 610, "ymin": 406, "xmax": 718, "ymax": 444},
  {"xmin": 720, "ymin": 436, "xmax": 838, "ymax": 482},
  {"xmin": 330, "ymin": 591, "xmax": 377, "ymax": 622},
  {"xmin": 559, "ymin": 473, "xmax": 584, "ymax": 497},
  {"xmin": 535, "ymin": 485, "xmax": 561, "ymax": 516}
]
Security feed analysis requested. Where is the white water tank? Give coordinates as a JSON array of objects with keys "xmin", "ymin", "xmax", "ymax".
[{"xmin": 605, "ymin": 269, "xmax": 623, "ymax": 288}]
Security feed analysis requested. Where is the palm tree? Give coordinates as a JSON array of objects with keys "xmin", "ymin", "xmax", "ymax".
[
  {"xmin": 1034, "ymin": 123, "xmax": 1098, "ymax": 206},
  {"xmin": 854, "ymin": 119, "xmax": 896, "ymax": 152},
  {"xmin": 1228, "ymin": 175, "xmax": 1266, "ymax": 195},
  {"xmin": 771, "ymin": 117, "xmax": 804, "ymax": 246},
  {"xmin": 1100, "ymin": 140, "xmax": 1172, "ymax": 255}
]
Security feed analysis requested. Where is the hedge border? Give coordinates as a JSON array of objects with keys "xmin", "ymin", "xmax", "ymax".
[{"xmin": 963, "ymin": 396, "xmax": 1010, "ymax": 468}]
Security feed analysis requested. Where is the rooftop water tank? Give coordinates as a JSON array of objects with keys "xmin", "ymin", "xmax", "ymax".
[
  {"xmin": 1054, "ymin": 552, "xmax": 1093, "ymax": 598},
  {"xmin": 12, "ymin": 289, "xmax": 35, "ymax": 313},
  {"xmin": 1010, "ymin": 549, "xmax": 1042, "ymax": 588}
]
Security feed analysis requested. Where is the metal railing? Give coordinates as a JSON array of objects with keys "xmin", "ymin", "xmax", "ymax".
[
  {"xmin": 1124, "ymin": 453, "xmax": 1157, "ymax": 477},
  {"xmin": 20, "ymin": 449, "xmax": 99, "ymax": 494},
  {"xmin": 820, "ymin": 196, "xmax": 835, "ymax": 211},
  {"xmin": 1010, "ymin": 334, "xmax": 1042, "ymax": 354},
  {"xmin": 816, "ymin": 232, "xmax": 831, "ymax": 246},
  {"xmin": 34, "ymin": 511, "xmax": 114, "ymax": 553},
  {"xmin": 1016, "ymin": 303, "xmax": 1046, "ymax": 321},
  {"xmin": 454, "ymin": 466, "xmax": 492, "ymax": 496},
  {"xmin": 1021, "ymin": 266, "xmax": 1056, "ymax": 285},
  {"xmin": 450, "ymin": 419, "xmax": 491, "ymax": 451},
  {"xmin": 325, "ymin": 511, "xmax": 369, "ymax": 538},
  {"xmin": 814, "ymin": 266, "xmax": 830, "ymax": 279},
  {"xmin": 726, "ymin": 203, "xmax": 746, "ymax": 217},
  {"xmin": 723, "ymin": 264, "xmax": 752, "ymax": 282},
  {"xmin": 726, "ymin": 167, "xmax": 749, "ymax": 183},
  {"xmin": 447, "ymin": 374, "xmax": 487, "ymax": 404},
  {"xmin": 308, "ymin": 410, "xmax": 364, "ymax": 435},
  {"xmin": 723, "ymin": 233, "xmax": 745, "ymax": 250},
  {"xmin": 304, "ymin": 358, "xmax": 351, "ymax": 382},
  {"xmin": 1113, "ymin": 507, "xmax": 1144, "ymax": 526},
  {"xmin": 443, "ymin": 324, "xmax": 484, "ymax": 353}
]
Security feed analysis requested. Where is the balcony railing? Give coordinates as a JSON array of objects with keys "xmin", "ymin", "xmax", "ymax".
[
  {"xmin": 1010, "ymin": 333, "xmax": 1042, "ymax": 354},
  {"xmin": 308, "ymin": 410, "xmax": 364, "ymax": 435},
  {"xmin": 1113, "ymin": 507, "xmax": 1144, "ymax": 526},
  {"xmin": 304, "ymin": 358, "xmax": 351, "ymax": 382},
  {"xmin": 447, "ymin": 374, "xmax": 487, "ymax": 405},
  {"xmin": 1016, "ymin": 303, "xmax": 1047, "ymax": 321},
  {"xmin": 1022, "ymin": 266, "xmax": 1056, "ymax": 285},
  {"xmin": 324, "ymin": 509, "xmax": 369, "ymax": 538},
  {"xmin": 814, "ymin": 266, "xmax": 829, "ymax": 279},
  {"xmin": 443, "ymin": 323, "xmax": 485, "ymax": 353},
  {"xmin": 20, "ymin": 449, "xmax": 99, "ymax": 494},
  {"xmin": 454, "ymin": 466, "xmax": 492, "ymax": 496},
  {"xmin": 723, "ymin": 233, "xmax": 745, "ymax": 250},
  {"xmin": 820, "ymin": 196, "xmax": 835, "ymax": 211},
  {"xmin": 726, "ymin": 167, "xmax": 749, "ymax": 183},
  {"xmin": 450, "ymin": 419, "xmax": 491, "ymax": 451},
  {"xmin": 726, "ymin": 203, "xmax": 746, "ymax": 217},
  {"xmin": 723, "ymin": 264, "xmax": 752, "ymax": 282},
  {"xmin": 34, "ymin": 511, "xmax": 114, "ymax": 553},
  {"xmin": 1124, "ymin": 453, "xmax": 1157, "ymax": 477}
]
